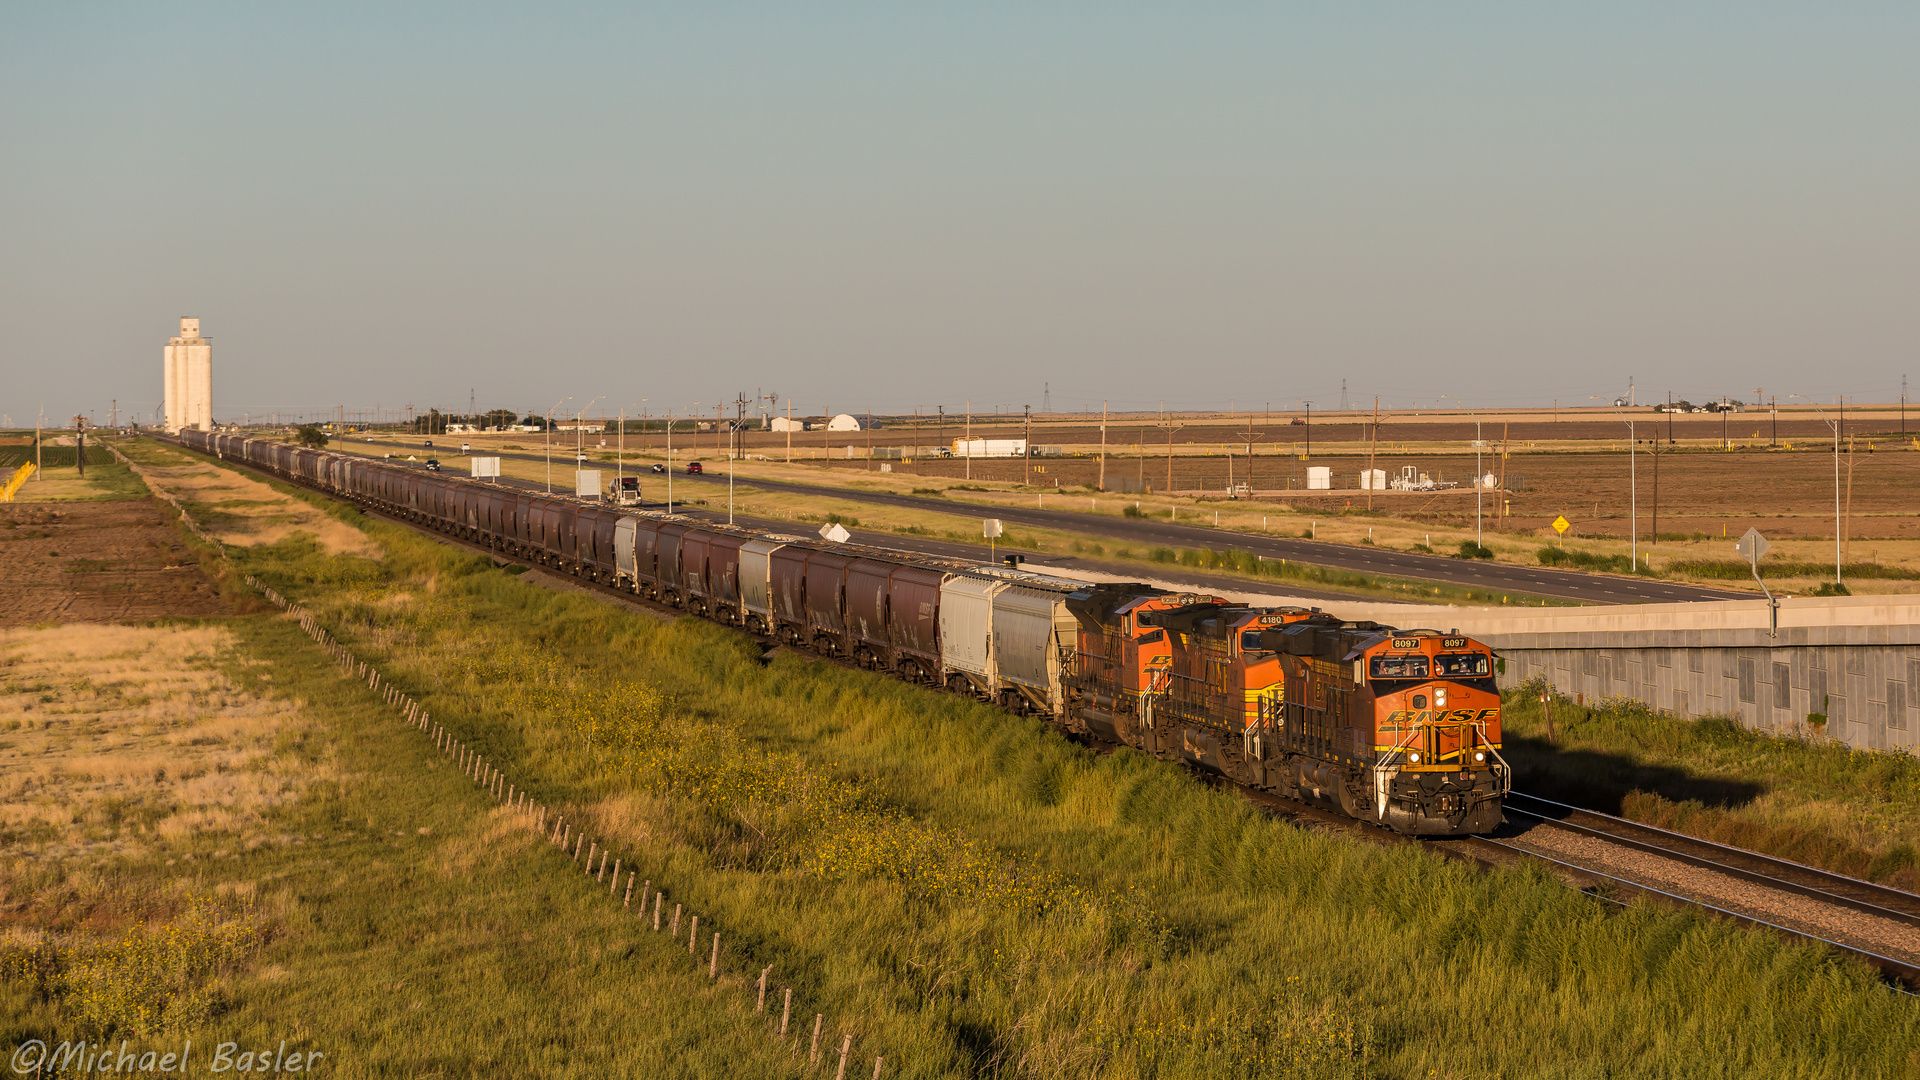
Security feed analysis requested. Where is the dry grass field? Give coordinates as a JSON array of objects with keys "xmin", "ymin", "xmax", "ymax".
[
  {"xmin": 124, "ymin": 441, "xmax": 378, "ymax": 557},
  {"xmin": 0, "ymin": 624, "xmax": 316, "ymax": 867}
]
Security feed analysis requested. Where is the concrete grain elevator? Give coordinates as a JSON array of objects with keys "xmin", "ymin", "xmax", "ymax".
[{"xmin": 163, "ymin": 317, "xmax": 212, "ymax": 432}]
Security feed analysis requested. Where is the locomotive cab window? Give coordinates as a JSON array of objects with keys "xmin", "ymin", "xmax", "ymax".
[
  {"xmin": 1434, "ymin": 653, "xmax": 1491, "ymax": 678},
  {"xmin": 1369, "ymin": 654, "xmax": 1429, "ymax": 680},
  {"xmin": 1240, "ymin": 630, "xmax": 1269, "ymax": 653},
  {"xmin": 1134, "ymin": 629, "xmax": 1166, "ymax": 645}
]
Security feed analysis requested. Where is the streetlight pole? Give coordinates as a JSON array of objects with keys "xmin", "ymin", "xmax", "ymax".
[
  {"xmin": 1442, "ymin": 396, "xmax": 1482, "ymax": 548},
  {"xmin": 576, "ymin": 396, "xmax": 605, "ymax": 490},
  {"xmin": 1595, "ymin": 397, "xmax": 1638, "ymax": 569},
  {"xmin": 1790, "ymin": 395, "xmax": 1844, "ymax": 585},
  {"xmin": 544, "ymin": 397, "xmax": 570, "ymax": 493}
]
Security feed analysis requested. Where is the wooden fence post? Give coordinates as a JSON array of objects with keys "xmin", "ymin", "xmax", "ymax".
[
  {"xmin": 623, "ymin": 872, "xmax": 634, "ymax": 907},
  {"xmin": 688, "ymin": 915, "xmax": 698, "ymax": 954},
  {"xmin": 757, "ymin": 967, "xmax": 770, "ymax": 1012},
  {"xmin": 873, "ymin": 1057, "xmax": 883, "ymax": 1079},
  {"xmin": 610, "ymin": 859, "xmax": 620, "ymax": 894},
  {"xmin": 809, "ymin": 1016, "xmax": 823, "ymax": 1064},
  {"xmin": 781, "ymin": 989, "xmax": 791, "ymax": 1037},
  {"xmin": 653, "ymin": 892, "xmax": 663, "ymax": 931},
  {"xmin": 835, "ymin": 1035, "xmax": 851, "ymax": 1080},
  {"xmin": 709, "ymin": 932, "xmax": 719, "ymax": 978}
]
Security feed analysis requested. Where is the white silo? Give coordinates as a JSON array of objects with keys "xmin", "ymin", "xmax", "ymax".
[{"xmin": 163, "ymin": 317, "xmax": 212, "ymax": 432}]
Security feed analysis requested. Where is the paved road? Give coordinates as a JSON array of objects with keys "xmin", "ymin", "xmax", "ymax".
[{"xmin": 347, "ymin": 439, "xmax": 1746, "ymax": 605}]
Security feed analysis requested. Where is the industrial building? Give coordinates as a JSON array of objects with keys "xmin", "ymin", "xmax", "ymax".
[{"xmin": 163, "ymin": 316, "xmax": 213, "ymax": 432}]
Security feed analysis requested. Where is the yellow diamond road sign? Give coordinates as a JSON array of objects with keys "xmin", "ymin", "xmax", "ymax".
[{"xmin": 1551, "ymin": 515, "xmax": 1571, "ymax": 535}]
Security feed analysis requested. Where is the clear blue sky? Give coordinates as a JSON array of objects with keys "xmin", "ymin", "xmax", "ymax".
[{"xmin": 3, "ymin": 3, "xmax": 1915, "ymax": 425}]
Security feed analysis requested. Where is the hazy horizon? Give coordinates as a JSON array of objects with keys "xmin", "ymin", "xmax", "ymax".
[{"xmin": 4, "ymin": 4, "xmax": 1916, "ymax": 425}]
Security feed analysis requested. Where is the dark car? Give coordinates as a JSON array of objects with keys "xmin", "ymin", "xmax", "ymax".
[
  {"xmin": 686, "ymin": 461, "xmax": 704, "ymax": 474},
  {"xmin": 650, "ymin": 463, "xmax": 666, "ymax": 474},
  {"xmin": 425, "ymin": 459, "xmax": 441, "ymax": 471}
]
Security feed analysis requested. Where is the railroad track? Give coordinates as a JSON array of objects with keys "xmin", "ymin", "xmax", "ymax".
[
  {"xmin": 170, "ymin": 436, "xmax": 1920, "ymax": 996},
  {"xmin": 1480, "ymin": 791, "xmax": 1920, "ymax": 992}
]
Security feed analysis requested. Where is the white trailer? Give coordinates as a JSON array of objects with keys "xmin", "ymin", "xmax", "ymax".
[{"xmin": 951, "ymin": 438, "xmax": 1027, "ymax": 458}]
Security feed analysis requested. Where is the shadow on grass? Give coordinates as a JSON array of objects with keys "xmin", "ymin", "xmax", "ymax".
[{"xmin": 1503, "ymin": 733, "xmax": 1765, "ymax": 814}]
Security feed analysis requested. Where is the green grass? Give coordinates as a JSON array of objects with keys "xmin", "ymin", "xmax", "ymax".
[
  {"xmin": 1502, "ymin": 678, "xmax": 1920, "ymax": 891},
  {"xmin": 8, "ymin": 443, "xmax": 1918, "ymax": 1078},
  {"xmin": 0, "ymin": 444, "xmax": 145, "ymax": 501},
  {"xmin": 0, "ymin": 445, "xmax": 114, "ymax": 469},
  {"xmin": 1668, "ymin": 558, "xmax": 1920, "ymax": 581}
]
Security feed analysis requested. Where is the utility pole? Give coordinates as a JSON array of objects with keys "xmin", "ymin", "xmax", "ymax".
[
  {"xmin": 786, "ymin": 399, "xmax": 793, "ymax": 464},
  {"xmin": 1770, "ymin": 397, "xmax": 1777, "ymax": 447},
  {"xmin": 110, "ymin": 400, "xmax": 117, "ymax": 431},
  {"xmin": 1303, "ymin": 402, "xmax": 1312, "ymax": 458},
  {"xmin": 964, "ymin": 401, "xmax": 972, "ymax": 481},
  {"xmin": 1628, "ymin": 417, "xmax": 1637, "ymax": 568},
  {"xmin": 1157, "ymin": 411, "xmax": 1184, "ymax": 494},
  {"xmin": 666, "ymin": 408, "xmax": 674, "ymax": 512},
  {"xmin": 1022, "ymin": 405, "xmax": 1032, "ymax": 487},
  {"xmin": 35, "ymin": 407, "xmax": 42, "ymax": 481},
  {"xmin": 1364, "ymin": 397, "xmax": 1382, "ymax": 510},
  {"xmin": 73, "ymin": 415, "xmax": 86, "ymax": 478},
  {"xmin": 1238, "ymin": 414, "xmax": 1264, "ymax": 497},
  {"xmin": 1098, "ymin": 401, "xmax": 1108, "ymax": 492},
  {"xmin": 731, "ymin": 392, "xmax": 748, "ymax": 524}
]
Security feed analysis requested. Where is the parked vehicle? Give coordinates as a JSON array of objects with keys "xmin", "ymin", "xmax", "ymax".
[{"xmin": 686, "ymin": 461, "xmax": 704, "ymax": 474}]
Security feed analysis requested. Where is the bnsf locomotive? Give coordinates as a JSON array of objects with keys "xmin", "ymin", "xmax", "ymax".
[{"xmin": 180, "ymin": 430, "xmax": 1509, "ymax": 835}]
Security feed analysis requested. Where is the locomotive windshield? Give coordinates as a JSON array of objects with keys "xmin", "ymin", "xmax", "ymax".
[
  {"xmin": 1370, "ymin": 654, "xmax": 1429, "ymax": 679},
  {"xmin": 1434, "ymin": 652, "xmax": 1492, "ymax": 677}
]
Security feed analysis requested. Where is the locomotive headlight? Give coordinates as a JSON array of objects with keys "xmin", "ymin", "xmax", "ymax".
[
  {"xmin": 1474, "ymin": 751, "xmax": 1486, "ymax": 763},
  {"xmin": 1408, "ymin": 752, "xmax": 1422, "ymax": 764},
  {"xmin": 1434, "ymin": 688, "xmax": 1448, "ymax": 708}
]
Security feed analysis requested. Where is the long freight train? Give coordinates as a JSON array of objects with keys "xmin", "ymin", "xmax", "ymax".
[{"xmin": 180, "ymin": 431, "xmax": 1510, "ymax": 835}]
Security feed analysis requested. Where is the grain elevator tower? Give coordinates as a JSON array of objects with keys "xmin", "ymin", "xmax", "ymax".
[{"xmin": 163, "ymin": 317, "xmax": 213, "ymax": 432}]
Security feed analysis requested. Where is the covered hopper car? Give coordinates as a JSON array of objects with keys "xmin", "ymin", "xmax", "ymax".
[{"xmin": 179, "ymin": 430, "xmax": 1509, "ymax": 834}]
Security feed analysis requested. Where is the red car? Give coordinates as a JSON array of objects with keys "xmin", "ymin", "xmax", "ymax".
[{"xmin": 686, "ymin": 461, "xmax": 704, "ymax": 474}]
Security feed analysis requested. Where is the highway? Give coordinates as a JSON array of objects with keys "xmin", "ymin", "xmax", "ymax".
[{"xmin": 347, "ymin": 439, "xmax": 1746, "ymax": 604}]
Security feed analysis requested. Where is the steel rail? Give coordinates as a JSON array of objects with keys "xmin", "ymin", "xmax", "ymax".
[
  {"xmin": 1460, "ymin": 833, "xmax": 1920, "ymax": 995},
  {"xmin": 1505, "ymin": 790, "xmax": 1920, "ymax": 927}
]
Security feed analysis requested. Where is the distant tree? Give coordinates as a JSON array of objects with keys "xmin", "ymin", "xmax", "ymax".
[{"xmin": 296, "ymin": 424, "xmax": 329, "ymax": 448}]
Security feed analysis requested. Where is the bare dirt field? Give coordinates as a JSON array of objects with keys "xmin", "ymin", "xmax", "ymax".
[{"xmin": 0, "ymin": 501, "xmax": 228, "ymax": 627}]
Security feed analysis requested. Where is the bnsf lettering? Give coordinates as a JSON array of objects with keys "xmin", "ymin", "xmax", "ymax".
[{"xmin": 1384, "ymin": 708, "xmax": 1499, "ymax": 725}]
